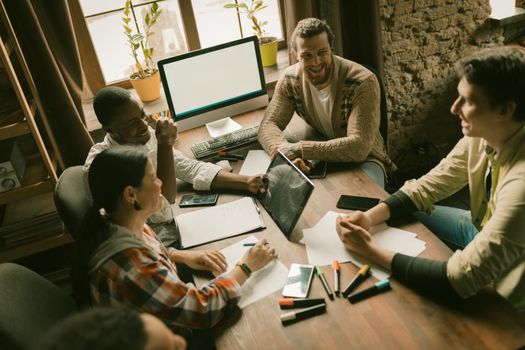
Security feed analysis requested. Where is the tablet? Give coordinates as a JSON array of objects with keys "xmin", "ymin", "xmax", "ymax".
[{"xmin": 258, "ymin": 151, "xmax": 314, "ymax": 238}]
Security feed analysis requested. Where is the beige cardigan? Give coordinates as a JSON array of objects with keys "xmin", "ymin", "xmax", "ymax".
[{"xmin": 258, "ymin": 55, "xmax": 395, "ymax": 172}]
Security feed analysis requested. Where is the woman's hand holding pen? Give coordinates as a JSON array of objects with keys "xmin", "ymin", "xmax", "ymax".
[{"xmin": 241, "ymin": 238, "xmax": 277, "ymax": 272}]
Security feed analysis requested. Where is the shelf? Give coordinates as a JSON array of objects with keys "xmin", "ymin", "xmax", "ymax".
[
  {"xmin": 0, "ymin": 119, "xmax": 30, "ymax": 140},
  {"xmin": 0, "ymin": 230, "xmax": 73, "ymax": 263},
  {"xmin": 0, "ymin": 154, "xmax": 53, "ymax": 205}
]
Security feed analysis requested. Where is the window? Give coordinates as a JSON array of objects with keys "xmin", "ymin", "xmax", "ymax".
[{"xmin": 76, "ymin": 0, "xmax": 285, "ymax": 87}]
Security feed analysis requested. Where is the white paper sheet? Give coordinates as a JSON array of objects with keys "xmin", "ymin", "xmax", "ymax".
[
  {"xmin": 175, "ymin": 197, "xmax": 265, "ymax": 248},
  {"xmin": 219, "ymin": 236, "xmax": 288, "ymax": 308},
  {"xmin": 302, "ymin": 211, "xmax": 426, "ymax": 280},
  {"xmin": 239, "ymin": 150, "xmax": 271, "ymax": 176},
  {"xmin": 205, "ymin": 117, "xmax": 242, "ymax": 137}
]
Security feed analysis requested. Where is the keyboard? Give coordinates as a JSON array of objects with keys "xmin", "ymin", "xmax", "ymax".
[{"xmin": 191, "ymin": 124, "xmax": 260, "ymax": 159}]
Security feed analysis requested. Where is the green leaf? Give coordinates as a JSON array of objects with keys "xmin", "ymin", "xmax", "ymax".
[
  {"xmin": 122, "ymin": 17, "xmax": 130, "ymax": 24},
  {"xmin": 152, "ymin": 2, "xmax": 158, "ymax": 11},
  {"xmin": 145, "ymin": 13, "xmax": 150, "ymax": 25},
  {"xmin": 258, "ymin": 5, "xmax": 267, "ymax": 11},
  {"xmin": 239, "ymin": 3, "xmax": 248, "ymax": 10},
  {"xmin": 123, "ymin": 8, "xmax": 129, "ymax": 15},
  {"xmin": 133, "ymin": 43, "xmax": 140, "ymax": 50},
  {"xmin": 260, "ymin": 21, "xmax": 268, "ymax": 26},
  {"xmin": 124, "ymin": 26, "xmax": 132, "ymax": 33},
  {"xmin": 224, "ymin": 3, "xmax": 239, "ymax": 8}
]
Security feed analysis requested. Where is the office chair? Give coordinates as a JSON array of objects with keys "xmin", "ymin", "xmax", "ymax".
[
  {"xmin": 54, "ymin": 166, "xmax": 91, "ymax": 241},
  {"xmin": 0, "ymin": 263, "xmax": 77, "ymax": 350}
]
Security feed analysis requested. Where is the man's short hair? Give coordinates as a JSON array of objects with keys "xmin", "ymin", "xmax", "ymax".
[
  {"xmin": 456, "ymin": 47, "xmax": 525, "ymax": 122},
  {"xmin": 93, "ymin": 86, "xmax": 132, "ymax": 126},
  {"xmin": 39, "ymin": 307, "xmax": 146, "ymax": 350},
  {"xmin": 291, "ymin": 18, "xmax": 334, "ymax": 52}
]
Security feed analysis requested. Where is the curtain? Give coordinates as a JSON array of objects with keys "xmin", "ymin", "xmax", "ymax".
[
  {"xmin": 3, "ymin": 0, "xmax": 93, "ymax": 169},
  {"xmin": 283, "ymin": 0, "xmax": 384, "ymax": 79}
]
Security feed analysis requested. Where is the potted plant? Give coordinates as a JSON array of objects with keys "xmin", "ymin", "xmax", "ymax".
[
  {"xmin": 224, "ymin": 0, "xmax": 278, "ymax": 67},
  {"xmin": 122, "ymin": 0, "xmax": 162, "ymax": 102}
]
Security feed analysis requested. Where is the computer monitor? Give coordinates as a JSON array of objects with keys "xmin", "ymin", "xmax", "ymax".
[{"xmin": 158, "ymin": 36, "xmax": 268, "ymax": 132}]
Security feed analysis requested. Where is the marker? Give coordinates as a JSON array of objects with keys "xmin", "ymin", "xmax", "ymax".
[
  {"xmin": 332, "ymin": 260, "xmax": 340, "ymax": 296},
  {"xmin": 278, "ymin": 298, "xmax": 325, "ymax": 309},
  {"xmin": 280, "ymin": 303, "xmax": 326, "ymax": 325},
  {"xmin": 342, "ymin": 264, "xmax": 370, "ymax": 297},
  {"xmin": 315, "ymin": 266, "xmax": 334, "ymax": 300},
  {"xmin": 347, "ymin": 279, "xmax": 391, "ymax": 303},
  {"xmin": 218, "ymin": 151, "xmax": 245, "ymax": 160},
  {"xmin": 212, "ymin": 156, "xmax": 239, "ymax": 162}
]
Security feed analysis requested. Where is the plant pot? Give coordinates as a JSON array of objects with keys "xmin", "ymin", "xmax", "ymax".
[
  {"xmin": 259, "ymin": 37, "xmax": 278, "ymax": 67},
  {"xmin": 130, "ymin": 70, "xmax": 161, "ymax": 102}
]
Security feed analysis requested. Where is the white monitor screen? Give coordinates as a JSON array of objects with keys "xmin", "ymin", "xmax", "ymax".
[{"xmin": 158, "ymin": 36, "xmax": 267, "ymax": 131}]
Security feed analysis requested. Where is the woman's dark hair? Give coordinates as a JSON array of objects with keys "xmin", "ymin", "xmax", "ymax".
[
  {"xmin": 38, "ymin": 307, "xmax": 146, "ymax": 350},
  {"xmin": 72, "ymin": 146, "xmax": 148, "ymax": 307},
  {"xmin": 456, "ymin": 47, "xmax": 525, "ymax": 122}
]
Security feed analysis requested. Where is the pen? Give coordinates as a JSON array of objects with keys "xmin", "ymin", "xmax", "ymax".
[
  {"xmin": 347, "ymin": 279, "xmax": 391, "ymax": 303},
  {"xmin": 218, "ymin": 151, "xmax": 245, "ymax": 160},
  {"xmin": 212, "ymin": 156, "xmax": 238, "ymax": 162},
  {"xmin": 243, "ymin": 241, "xmax": 269, "ymax": 247},
  {"xmin": 332, "ymin": 260, "xmax": 340, "ymax": 296},
  {"xmin": 280, "ymin": 303, "xmax": 326, "ymax": 325},
  {"xmin": 315, "ymin": 266, "xmax": 334, "ymax": 300},
  {"xmin": 279, "ymin": 298, "xmax": 325, "ymax": 309},
  {"xmin": 342, "ymin": 264, "xmax": 370, "ymax": 297}
]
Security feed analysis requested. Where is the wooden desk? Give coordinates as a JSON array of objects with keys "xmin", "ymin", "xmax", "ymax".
[{"xmin": 173, "ymin": 110, "xmax": 525, "ymax": 350}]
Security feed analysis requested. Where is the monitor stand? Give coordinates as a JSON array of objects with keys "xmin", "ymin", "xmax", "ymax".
[{"xmin": 205, "ymin": 117, "xmax": 242, "ymax": 138}]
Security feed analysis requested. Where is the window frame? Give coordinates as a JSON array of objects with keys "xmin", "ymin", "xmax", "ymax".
[{"xmin": 70, "ymin": 0, "xmax": 287, "ymax": 91}]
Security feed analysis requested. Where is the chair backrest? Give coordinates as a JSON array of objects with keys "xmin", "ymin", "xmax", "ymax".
[
  {"xmin": 363, "ymin": 64, "xmax": 389, "ymax": 152},
  {"xmin": 0, "ymin": 263, "xmax": 77, "ymax": 350},
  {"xmin": 54, "ymin": 165, "xmax": 91, "ymax": 241}
]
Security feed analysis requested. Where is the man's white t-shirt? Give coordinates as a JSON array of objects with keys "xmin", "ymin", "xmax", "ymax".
[{"xmin": 309, "ymin": 82, "xmax": 334, "ymax": 138}]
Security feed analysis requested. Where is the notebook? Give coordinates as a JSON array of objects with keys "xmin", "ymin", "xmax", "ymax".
[{"xmin": 257, "ymin": 151, "xmax": 315, "ymax": 238}]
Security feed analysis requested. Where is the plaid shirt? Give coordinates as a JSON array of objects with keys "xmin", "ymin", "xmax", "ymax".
[{"xmin": 90, "ymin": 226, "xmax": 241, "ymax": 333}]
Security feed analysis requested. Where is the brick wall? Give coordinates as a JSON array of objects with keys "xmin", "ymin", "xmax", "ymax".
[{"xmin": 380, "ymin": 0, "xmax": 503, "ymax": 170}]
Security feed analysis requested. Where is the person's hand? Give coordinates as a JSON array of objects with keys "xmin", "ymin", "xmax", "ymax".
[
  {"xmin": 276, "ymin": 142, "xmax": 302, "ymax": 160},
  {"xmin": 336, "ymin": 216, "xmax": 376, "ymax": 256},
  {"xmin": 245, "ymin": 175, "xmax": 266, "ymax": 194},
  {"xmin": 175, "ymin": 250, "xmax": 227, "ymax": 275},
  {"xmin": 240, "ymin": 238, "xmax": 277, "ymax": 272},
  {"xmin": 155, "ymin": 114, "xmax": 178, "ymax": 146},
  {"xmin": 343, "ymin": 210, "xmax": 373, "ymax": 231},
  {"xmin": 292, "ymin": 158, "xmax": 313, "ymax": 174}
]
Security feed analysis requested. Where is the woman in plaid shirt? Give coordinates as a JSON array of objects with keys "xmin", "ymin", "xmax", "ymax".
[{"xmin": 72, "ymin": 146, "xmax": 277, "ymax": 342}]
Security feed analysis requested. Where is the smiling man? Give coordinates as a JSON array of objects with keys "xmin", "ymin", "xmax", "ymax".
[
  {"xmin": 85, "ymin": 87, "xmax": 264, "ymax": 246},
  {"xmin": 336, "ymin": 47, "xmax": 525, "ymax": 311},
  {"xmin": 258, "ymin": 18, "xmax": 395, "ymax": 188}
]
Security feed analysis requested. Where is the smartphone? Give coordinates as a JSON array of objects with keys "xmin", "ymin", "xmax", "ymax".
[
  {"xmin": 336, "ymin": 195, "xmax": 380, "ymax": 211},
  {"xmin": 282, "ymin": 263, "xmax": 315, "ymax": 298},
  {"xmin": 179, "ymin": 193, "xmax": 218, "ymax": 208},
  {"xmin": 307, "ymin": 160, "xmax": 327, "ymax": 179}
]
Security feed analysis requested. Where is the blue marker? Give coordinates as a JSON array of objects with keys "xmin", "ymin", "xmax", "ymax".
[{"xmin": 347, "ymin": 279, "xmax": 391, "ymax": 303}]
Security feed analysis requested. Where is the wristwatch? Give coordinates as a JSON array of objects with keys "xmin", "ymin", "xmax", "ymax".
[{"xmin": 236, "ymin": 262, "xmax": 252, "ymax": 278}]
